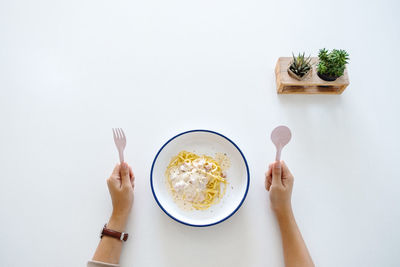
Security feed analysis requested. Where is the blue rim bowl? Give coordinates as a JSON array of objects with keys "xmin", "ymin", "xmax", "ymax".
[{"xmin": 150, "ymin": 129, "xmax": 250, "ymax": 227}]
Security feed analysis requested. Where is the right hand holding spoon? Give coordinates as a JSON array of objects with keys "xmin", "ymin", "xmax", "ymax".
[{"xmin": 267, "ymin": 125, "xmax": 293, "ymax": 214}]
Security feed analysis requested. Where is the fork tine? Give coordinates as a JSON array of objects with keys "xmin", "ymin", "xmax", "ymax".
[
  {"xmin": 119, "ymin": 128, "xmax": 124, "ymax": 140},
  {"xmin": 112, "ymin": 128, "xmax": 117, "ymax": 140},
  {"xmin": 120, "ymin": 128, "xmax": 126, "ymax": 140},
  {"xmin": 118, "ymin": 128, "xmax": 123, "ymax": 139},
  {"xmin": 114, "ymin": 128, "xmax": 118, "ymax": 139}
]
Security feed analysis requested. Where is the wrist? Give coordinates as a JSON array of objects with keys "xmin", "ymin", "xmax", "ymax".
[
  {"xmin": 273, "ymin": 205, "xmax": 293, "ymax": 220},
  {"xmin": 108, "ymin": 212, "xmax": 129, "ymax": 232}
]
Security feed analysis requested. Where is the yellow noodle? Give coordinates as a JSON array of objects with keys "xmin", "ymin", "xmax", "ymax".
[{"xmin": 166, "ymin": 150, "xmax": 228, "ymax": 210}]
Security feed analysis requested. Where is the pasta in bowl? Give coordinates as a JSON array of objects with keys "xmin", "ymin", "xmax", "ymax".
[
  {"xmin": 151, "ymin": 130, "xmax": 250, "ymax": 227},
  {"xmin": 166, "ymin": 150, "xmax": 229, "ymax": 210}
]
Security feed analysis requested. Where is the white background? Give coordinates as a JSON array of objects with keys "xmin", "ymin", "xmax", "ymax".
[{"xmin": 1, "ymin": 0, "xmax": 399, "ymax": 266}]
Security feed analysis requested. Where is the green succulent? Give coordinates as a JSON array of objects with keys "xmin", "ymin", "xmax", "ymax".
[
  {"xmin": 289, "ymin": 53, "xmax": 312, "ymax": 78},
  {"xmin": 317, "ymin": 48, "xmax": 349, "ymax": 78}
]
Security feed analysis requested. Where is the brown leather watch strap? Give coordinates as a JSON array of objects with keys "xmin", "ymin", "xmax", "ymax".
[{"xmin": 101, "ymin": 224, "xmax": 129, "ymax": 242}]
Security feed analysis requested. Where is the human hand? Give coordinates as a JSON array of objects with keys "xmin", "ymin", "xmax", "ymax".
[
  {"xmin": 106, "ymin": 162, "xmax": 135, "ymax": 230},
  {"xmin": 265, "ymin": 161, "xmax": 294, "ymax": 216}
]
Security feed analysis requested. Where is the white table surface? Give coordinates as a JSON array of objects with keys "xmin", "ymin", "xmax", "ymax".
[{"xmin": 1, "ymin": 0, "xmax": 400, "ymax": 266}]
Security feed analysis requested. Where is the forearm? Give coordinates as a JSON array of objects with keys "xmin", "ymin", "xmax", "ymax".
[
  {"xmin": 276, "ymin": 208, "xmax": 314, "ymax": 267},
  {"xmin": 92, "ymin": 213, "xmax": 128, "ymax": 264}
]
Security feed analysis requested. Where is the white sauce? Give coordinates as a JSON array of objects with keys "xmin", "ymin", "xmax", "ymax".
[
  {"xmin": 169, "ymin": 158, "xmax": 210, "ymax": 203},
  {"xmin": 166, "ymin": 152, "xmax": 231, "ymax": 211}
]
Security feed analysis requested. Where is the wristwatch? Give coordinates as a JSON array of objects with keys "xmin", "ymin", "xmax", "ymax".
[{"xmin": 100, "ymin": 224, "xmax": 129, "ymax": 242}]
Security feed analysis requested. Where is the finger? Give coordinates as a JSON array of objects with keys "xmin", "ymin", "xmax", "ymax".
[
  {"xmin": 265, "ymin": 172, "xmax": 272, "ymax": 191},
  {"xmin": 107, "ymin": 177, "xmax": 119, "ymax": 190},
  {"xmin": 109, "ymin": 164, "xmax": 121, "ymax": 186},
  {"xmin": 267, "ymin": 175, "xmax": 272, "ymax": 191},
  {"xmin": 265, "ymin": 163, "xmax": 272, "ymax": 189},
  {"xmin": 281, "ymin": 161, "xmax": 293, "ymax": 178},
  {"xmin": 281, "ymin": 161, "xmax": 294, "ymax": 186},
  {"xmin": 129, "ymin": 166, "xmax": 135, "ymax": 180},
  {"xmin": 120, "ymin": 162, "xmax": 131, "ymax": 187},
  {"xmin": 129, "ymin": 166, "xmax": 135, "ymax": 187},
  {"xmin": 266, "ymin": 163, "xmax": 273, "ymax": 177},
  {"xmin": 111, "ymin": 164, "xmax": 120, "ymax": 177},
  {"xmin": 266, "ymin": 164, "xmax": 273, "ymax": 189},
  {"xmin": 271, "ymin": 161, "xmax": 282, "ymax": 186}
]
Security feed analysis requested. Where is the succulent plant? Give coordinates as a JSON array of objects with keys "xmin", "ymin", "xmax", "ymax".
[
  {"xmin": 289, "ymin": 52, "xmax": 312, "ymax": 78},
  {"xmin": 317, "ymin": 48, "xmax": 349, "ymax": 78}
]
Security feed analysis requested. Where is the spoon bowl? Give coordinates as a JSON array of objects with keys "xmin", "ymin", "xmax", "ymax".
[{"xmin": 271, "ymin": 125, "xmax": 292, "ymax": 161}]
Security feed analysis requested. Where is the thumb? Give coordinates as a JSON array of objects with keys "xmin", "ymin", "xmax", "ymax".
[
  {"xmin": 272, "ymin": 161, "xmax": 282, "ymax": 186},
  {"xmin": 120, "ymin": 162, "xmax": 131, "ymax": 187},
  {"xmin": 107, "ymin": 176, "xmax": 119, "ymax": 191}
]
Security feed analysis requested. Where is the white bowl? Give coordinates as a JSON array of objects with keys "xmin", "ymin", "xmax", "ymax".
[{"xmin": 150, "ymin": 130, "xmax": 250, "ymax": 227}]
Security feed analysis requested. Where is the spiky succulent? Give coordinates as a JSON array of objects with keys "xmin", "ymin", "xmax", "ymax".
[
  {"xmin": 317, "ymin": 48, "xmax": 349, "ymax": 78},
  {"xmin": 289, "ymin": 53, "xmax": 312, "ymax": 78}
]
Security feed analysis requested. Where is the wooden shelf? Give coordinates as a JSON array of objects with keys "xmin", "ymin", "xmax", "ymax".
[{"xmin": 275, "ymin": 57, "xmax": 349, "ymax": 94}]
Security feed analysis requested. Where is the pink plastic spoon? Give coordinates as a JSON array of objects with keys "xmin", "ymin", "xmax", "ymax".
[{"xmin": 271, "ymin": 125, "xmax": 292, "ymax": 162}]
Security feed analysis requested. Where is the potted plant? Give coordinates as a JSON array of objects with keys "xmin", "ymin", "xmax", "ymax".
[
  {"xmin": 287, "ymin": 52, "xmax": 312, "ymax": 80},
  {"xmin": 317, "ymin": 48, "xmax": 349, "ymax": 81}
]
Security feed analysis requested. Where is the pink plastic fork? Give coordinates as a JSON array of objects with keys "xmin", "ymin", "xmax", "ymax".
[{"xmin": 112, "ymin": 128, "xmax": 126, "ymax": 163}]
